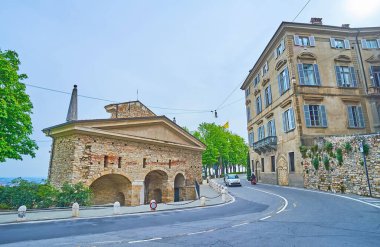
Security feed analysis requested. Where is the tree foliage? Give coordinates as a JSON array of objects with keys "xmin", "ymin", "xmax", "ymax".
[
  {"xmin": 0, "ymin": 50, "xmax": 38, "ymax": 162},
  {"xmin": 193, "ymin": 123, "xmax": 249, "ymax": 175}
]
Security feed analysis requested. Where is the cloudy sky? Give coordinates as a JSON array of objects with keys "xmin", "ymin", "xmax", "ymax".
[{"xmin": 1, "ymin": 0, "xmax": 380, "ymax": 177}]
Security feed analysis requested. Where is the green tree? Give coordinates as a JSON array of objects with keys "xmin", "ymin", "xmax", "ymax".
[
  {"xmin": 0, "ymin": 50, "xmax": 38, "ymax": 162},
  {"xmin": 246, "ymin": 152, "xmax": 251, "ymax": 180}
]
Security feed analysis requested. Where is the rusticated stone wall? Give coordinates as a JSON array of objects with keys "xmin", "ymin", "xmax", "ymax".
[
  {"xmin": 302, "ymin": 134, "xmax": 380, "ymax": 198},
  {"xmin": 49, "ymin": 134, "xmax": 202, "ymax": 205}
]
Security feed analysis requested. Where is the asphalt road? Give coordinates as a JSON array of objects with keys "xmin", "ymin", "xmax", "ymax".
[{"xmin": 1, "ymin": 179, "xmax": 379, "ymax": 247}]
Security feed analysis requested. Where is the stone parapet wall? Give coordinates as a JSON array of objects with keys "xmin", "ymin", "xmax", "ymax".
[{"xmin": 302, "ymin": 134, "xmax": 380, "ymax": 198}]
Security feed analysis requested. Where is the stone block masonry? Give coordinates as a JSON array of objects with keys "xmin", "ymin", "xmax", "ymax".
[{"xmin": 302, "ymin": 134, "xmax": 380, "ymax": 198}]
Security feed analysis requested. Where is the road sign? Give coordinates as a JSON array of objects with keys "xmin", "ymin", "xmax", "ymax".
[{"xmin": 150, "ymin": 200, "xmax": 157, "ymax": 211}]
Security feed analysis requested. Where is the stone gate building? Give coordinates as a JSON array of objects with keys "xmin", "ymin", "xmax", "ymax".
[{"xmin": 43, "ymin": 92, "xmax": 205, "ymax": 206}]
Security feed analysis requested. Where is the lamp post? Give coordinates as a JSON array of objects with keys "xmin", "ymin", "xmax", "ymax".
[{"xmin": 359, "ymin": 141, "xmax": 372, "ymax": 197}]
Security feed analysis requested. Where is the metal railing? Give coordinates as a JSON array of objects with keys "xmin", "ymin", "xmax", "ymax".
[{"xmin": 253, "ymin": 136, "xmax": 277, "ymax": 154}]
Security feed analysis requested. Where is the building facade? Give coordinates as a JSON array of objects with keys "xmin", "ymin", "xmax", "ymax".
[
  {"xmin": 241, "ymin": 19, "xmax": 380, "ymax": 187},
  {"xmin": 43, "ymin": 100, "xmax": 205, "ymax": 206}
]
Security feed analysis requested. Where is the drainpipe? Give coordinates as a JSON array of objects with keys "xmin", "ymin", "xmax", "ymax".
[{"xmin": 355, "ymin": 30, "xmax": 369, "ymax": 94}]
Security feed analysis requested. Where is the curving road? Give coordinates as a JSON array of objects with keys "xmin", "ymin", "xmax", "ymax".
[{"xmin": 1, "ymin": 179, "xmax": 379, "ymax": 246}]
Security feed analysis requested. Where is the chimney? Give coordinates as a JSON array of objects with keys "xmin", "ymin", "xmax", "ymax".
[
  {"xmin": 342, "ymin": 24, "xmax": 350, "ymax": 28},
  {"xmin": 310, "ymin": 18, "xmax": 323, "ymax": 25},
  {"xmin": 66, "ymin": 85, "xmax": 78, "ymax": 122}
]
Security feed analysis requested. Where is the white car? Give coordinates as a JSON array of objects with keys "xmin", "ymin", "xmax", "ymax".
[{"xmin": 224, "ymin": 174, "xmax": 242, "ymax": 187}]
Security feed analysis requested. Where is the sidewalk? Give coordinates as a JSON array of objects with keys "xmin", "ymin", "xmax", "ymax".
[{"xmin": 0, "ymin": 184, "xmax": 223, "ymax": 224}]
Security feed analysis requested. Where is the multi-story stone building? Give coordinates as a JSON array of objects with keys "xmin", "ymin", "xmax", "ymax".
[
  {"xmin": 241, "ymin": 19, "xmax": 380, "ymax": 187},
  {"xmin": 43, "ymin": 88, "xmax": 205, "ymax": 206}
]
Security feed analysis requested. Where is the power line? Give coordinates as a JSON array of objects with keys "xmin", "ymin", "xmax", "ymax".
[
  {"xmin": 215, "ymin": 80, "xmax": 244, "ymax": 110},
  {"xmin": 292, "ymin": 0, "xmax": 311, "ymax": 22}
]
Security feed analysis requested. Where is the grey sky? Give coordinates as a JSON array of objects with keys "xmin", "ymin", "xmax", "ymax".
[{"xmin": 1, "ymin": 0, "xmax": 379, "ymax": 177}]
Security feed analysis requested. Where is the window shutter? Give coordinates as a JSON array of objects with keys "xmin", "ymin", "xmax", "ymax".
[
  {"xmin": 268, "ymin": 85, "xmax": 272, "ymax": 104},
  {"xmin": 281, "ymin": 39, "xmax": 285, "ymax": 52},
  {"xmin": 349, "ymin": 67, "xmax": 357, "ymax": 87},
  {"xmin": 344, "ymin": 39, "xmax": 350, "ymax": 49},
  {"xmin": 361, "ymin": 39, "xmax": 367, "ymax": 49},
  {"xmin": 330, "ymin": 38, "xmax": 335, "ymax": 48},
  {"xmin": 285, "ymin": 67, "xmax": 290, "ymax": 90},
  {"xmin": 278, "ymin": 73, "xmax": 283, "ymax": 95},
  {"xmin": 272, "ymin": 120, "xmax": 276, "ymax": 136},
  {"xmin": 294, "ymin": 35, "xmax": 300, "ymax": 46},
  {"xmin": 347, "ymin": 106, "xmax": 354, "ymax": 128},
  {"xmin": 282, "ymin": 112, "xmax": 287, "ymax": 132},
  {"xmin": 358, "ymin": 106, "xmax": 365, "ymax": 128},
  {"xmin": 309, "ymin": 36, "xmax": 316, "ymax": 46},
  {"xmin": 377, "ymin": 39, "xmax": 380, "ymax": 48},
  {"xmin": 313, "ymin": 64, "xmax": 321, "ymax": 85},
  {"xmin": 335, "ymin": 66, "xmax": 342, "ymax": 87},
  {"xmin": 320, "ymin": 105, "xmax": 327, "ymax": 127},
  {"xmin": 297, "ymin": 64, "xmax": 305, "ymax": 85},
  {"xmin": 274, "ymin": 49, "xmax": 278, "ymax": 59},
  {"xmin": 369, "ymin": 66, "xmax": 375, "ymax": 86},
  {"xmin": 304, "ymin": 105, "xmax": 311, "ymax": 127},
  {"xmin": 290, "ymin": 108, "xmax": 295, "ymax": 130}
]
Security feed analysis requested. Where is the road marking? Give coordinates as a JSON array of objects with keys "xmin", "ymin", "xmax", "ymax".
[
  {"xmin": 259, "ymin": 184, "xmax": 380, "ymax": 210},
  {"xmin": 128, "ymin": 237, "xmax": 162, "ymax": 244},
  {"xmin": 260, "ymin": 216, "xmax": 271, "ymax": 221},
  {"xmin": 231, "ymin": 222, "xmax": 249, "ymax": 227},
  {"xmin": 91, "ymin": 240, "xmax": 122, "ymax": 244},
  {"xmin": 245, "ymin": 187, "xmax": 288, "ymax": 214},
  {"xmin": 187, "ymin": 229, "xmax": 216, "ymax": 235}
]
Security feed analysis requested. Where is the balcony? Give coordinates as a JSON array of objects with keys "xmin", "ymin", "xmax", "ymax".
[
  {"xmin": 253, "ymin": 136, "xmax": 277, "ymax": 154},
  {"xmin": 368, "ymin": 86, "xmax": 380, "ymax": 95}
]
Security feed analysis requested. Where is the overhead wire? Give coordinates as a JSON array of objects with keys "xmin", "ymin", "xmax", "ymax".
[{"xmin": 292, "ymin": 0, "xmax": 311, "ymax": 22}]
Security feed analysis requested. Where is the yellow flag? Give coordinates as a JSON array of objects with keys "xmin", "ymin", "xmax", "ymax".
[{"xmin": 222, "ymin": 121, "xmax": 229, "ymax": 129}]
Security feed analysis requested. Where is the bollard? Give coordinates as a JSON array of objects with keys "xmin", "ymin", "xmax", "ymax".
[
  {"xmin": 113, "ymin": 201, "xmax": 121, "ymax": 215},
  {"xmin": 200, "ymin": 196, "xmax": 206, "ymax": 207},
  {"xmin": 221, "ymin": 188, "xmax": 227, "ymax": 202},
  {"xmin": 17, "ymin": 205, "xmax": 27, "ymax": 221},
  {"xmin": 72, "ymin": 202, "xmax": 80, "ymax": 217}
]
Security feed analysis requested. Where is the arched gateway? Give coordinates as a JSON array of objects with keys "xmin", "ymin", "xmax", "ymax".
[
  {"xmin": 90, "ymin": 174, "xmax": 131, "ymax": 206},
  {"xmin": 174, "ymin": 173, "xmax": 185, "ymax": 202},
  {"xmin": 144, "ymin": 170, "xmax": 169, "ymax": 204}
]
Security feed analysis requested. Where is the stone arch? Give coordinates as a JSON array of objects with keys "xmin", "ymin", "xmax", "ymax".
[
  {"xmin": 297, "ymin": 52, "xmax": 317, "ymax": 61},
  {"xmin": 276, "ymin": 155, "xmax": 289, "ymax": 186},
  {"xmin": 144, "ymin": 170, "xmax": 170, "ymax": 204},
  {"xmin": 89, "ymin": 174, "xmax": 131, "ymax": 206},
  {"xmin": 86, "ymin": 171, "xmax": 133, "ymax": 187},
  {"xmin": 174, "ymin": 173, "xmax": 186, "ymax": 202}
]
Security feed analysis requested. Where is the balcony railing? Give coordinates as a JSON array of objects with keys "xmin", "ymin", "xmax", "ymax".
[
  {"xmin": 368, "ymin": 86, "xmax": 380, "ymax": 95},
  {"xmin": 253, "ymin": 136, "xmax": 277, "ymax": 154}
]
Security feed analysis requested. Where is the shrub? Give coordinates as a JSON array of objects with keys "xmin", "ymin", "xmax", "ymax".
[
  {"xmin": 311, "ymin": 145, "xmax": 319, "ymax": 154},
  {"xmin": 312, "ymin": 157, "xmax": 319, "ymax": 171},
  {"xmin": 344, "ymin": 142, "xmax": 352, "ymax": 153},
  {"xmin": 336, "ymin": 148, "xmax": 343, "ymax": 166},
  {"xmin": 299, "ymin": 146, "xmax": 308, "ymax": 159},
  {"xmin": 56, "ymin": 182, "xmax": 92, "ymax": 207},
  {"xmin": 363, "ymin": 143, "xmax": 370, "ymax": 156},
  {"xmin": 323, "ymin": 156, "xmax": 330, "ymax": 171},
  {"xmin": 324, "ymin": 142, "xmax": 333, "ymax": 153}
]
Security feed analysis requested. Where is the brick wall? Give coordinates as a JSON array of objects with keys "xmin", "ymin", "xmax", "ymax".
[{"xmin": 302, "ymin": 134, "xmax": 380, "ymax": 198}]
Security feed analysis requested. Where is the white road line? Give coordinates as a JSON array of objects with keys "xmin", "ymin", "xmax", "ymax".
[
  {"xmin": 91, "ymin": 240, "xmax": 122, "ymax": 244},
  {"xmin": 245, "ymin": 187, "xmax": 288, "ymax": 214},
  {"xmin": 260, "ymin": 216, "xmax": 271, "ymax": 221},
  {"xmin": 265, "ymin": 185, "xmax": 380, "ymax": 210},
  {"xmin": 187, "ymin": 229, "xmax": 215, "ymax": 235},
  {"xmin": 128, "ymin": 237, "xmax": 162, "ymax": 244},
  {"xmin": 231, "ymin": 222, "xmax": 249, "ymax": 227}
]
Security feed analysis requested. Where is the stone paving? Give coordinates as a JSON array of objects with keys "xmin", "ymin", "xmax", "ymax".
[{"xmin": 0, "ymin": 184, "xmax": 225, "ymax": 224}]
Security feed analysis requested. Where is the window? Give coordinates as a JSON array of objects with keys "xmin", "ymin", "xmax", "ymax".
[
  {"xmin": 370, "ymin": 66, "xmax": 380, "ymax": 87},
  {"xmin": 347, "ymin": 106, "xmax": 365, "ymax": 128},
  {"xmin": 261, "ymin": 158, "xmax": 265, "ymax": 172},
  {"xmin": 246, "ymin": 106, "xmax": 251, "ymax": 122},
  {"xmin": 289, "ymin": 152, "xmax": 295, "ymax": 172},
  {"xmin": 362, "ymin": 39, "xmax": 380, "ymax": 49},
  {"xmin": 275, "ymin": 39, "xmax": 285, "ymax": 58},
  {"xmin": 262, "ymin": 62, "xmax": 269, "ymax": 75},
  {"xmin": 330, "ymin": 38, "xmax": 350, "ymax": 49},
  {"xmin": 245, "ymin": 86, "xmax": 250, "ymax": 97},
  {"xmin": 248, "ymin": 132, "xmax": 254, "ymax": 147},
  {"xmin": 169, "ymin": 159, "xmax": 171, "ymax": 169},
  {"xmin": 335, "ymin": 66, "xmax": 357, "ymax": 87},
  {"xmin": 304, "ymin": 105, "xmax": 327, "ymax": 127},
  {"xmin": 278, "ymin": 67, "xmax": 290, "ymax": 95},
  {"xmin": 104, "ymin": 155, "xmax": 109, "ymax": 168},
  {"xmin": 267, "ymin": 119, "xmax": 276, "ymax": 136},
  {"xmin": 143, "ymin": 158, "xmax": 147, "ymax": 168},
  {"xmin": 253, "ymin": 74, "xmax": 260, "ymax": 87},
  {"xmin": 118, "ymin": 157, "xmax": 122, "ymax": 168},
  {"xmin": 282, "ymin": 108, "xmax": 296, "ymax": 132},
  {"xmin": 271, "ymin": 156, "xmax": 275, "ymax": 172},
  {"xmin": 256, "ymin": 95, "xmax": 262, "ymax": 115},
  {"xmin": 264, "ymin": 85, "xmax": 272, "ymax": 107},
  {"xmin": 258, "ymin": 125, "xmax": 265, "ymax": 140},
  {"xmin": 294, "ymin": 35, "xmax": 315, "ymax": 47},
  {"xmin": 298, "ymin": 64, "xmax": 321, "ymax": 86}
]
